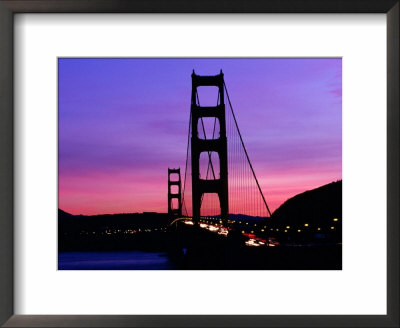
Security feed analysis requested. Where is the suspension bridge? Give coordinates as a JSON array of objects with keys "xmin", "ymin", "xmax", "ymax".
[
  {"xmin": 58, "ymin": 69, "xmax": 342, "ymax": 270},
  {"xmin": 167, "ymin": 70, "xmax": 273, "ymax": 240}
]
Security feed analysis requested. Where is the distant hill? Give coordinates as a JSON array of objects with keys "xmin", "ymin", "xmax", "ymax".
[
  {"xmin": 58, "ymin": 210, "xmax": 172, "ymax": 234},
  {"xmin": 270, "ymin": 180, "xmax": 342, "ymax": 227},
  {"xmin": 58, "ymin": 208, "xmax": 75, "ymax": 219}
]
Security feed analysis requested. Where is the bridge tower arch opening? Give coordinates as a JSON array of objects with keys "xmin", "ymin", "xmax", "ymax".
[
  {"xmin": 168, "ymin": 168, "xmax": 182, "ymax": 217},
  {"xmin": 191, "ymin": 70, "xmax": 228, "ymax": 225}
]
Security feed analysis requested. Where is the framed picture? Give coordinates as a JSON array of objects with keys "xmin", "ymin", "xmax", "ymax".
[
  {"xmin": 57, "ymin": 57, "xmax": 343, "ymax": 271},
  {"xmin": 0, "ymin": 0, "xmax": 398, "ymax": 327}
]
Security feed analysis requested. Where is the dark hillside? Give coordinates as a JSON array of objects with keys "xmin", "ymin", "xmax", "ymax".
[
  {"xmin": 58, "ymin": 210, "xmax": 172, "ymax": 252},
  {"xmin": 270, "ymin": 180, "xmax": 342, "ymax": 229}
]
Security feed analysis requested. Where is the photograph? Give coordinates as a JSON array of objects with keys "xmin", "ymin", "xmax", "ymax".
[{"xmin": 58, "ymin": 58, "xmax": 342, "ymax": 270}]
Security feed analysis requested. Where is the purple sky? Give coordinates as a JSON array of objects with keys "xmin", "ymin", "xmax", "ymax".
[{"xmin": 58, "ymin": 58, "xmax": 342, "ymax": 215}]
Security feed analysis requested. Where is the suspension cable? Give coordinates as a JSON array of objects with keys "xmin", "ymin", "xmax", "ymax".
[
  {"xmin": 224, "ymin": 82, "xmax": 272, "ymax": 217},
  {"xmin": 181, "ymin": 110, "xmax": 191, "ymax": 217}
]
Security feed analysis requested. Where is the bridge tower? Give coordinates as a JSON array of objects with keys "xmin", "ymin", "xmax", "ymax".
[
  {"xmin": 168, "ymin": 168, "xmax": 182, "ymax": 217},
  {"xmin": 191, "ymin": 70, "xmax": 228, "ymax": 225}
]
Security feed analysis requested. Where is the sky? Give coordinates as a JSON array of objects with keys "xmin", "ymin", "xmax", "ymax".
[{"xmin": 58, "ymin": 58, "xmax": 342, "ymax": 216}]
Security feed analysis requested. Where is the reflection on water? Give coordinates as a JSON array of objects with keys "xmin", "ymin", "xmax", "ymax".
[{"xmin": 58, "ymin": 250, "xmax": 175, "ymax": 270}]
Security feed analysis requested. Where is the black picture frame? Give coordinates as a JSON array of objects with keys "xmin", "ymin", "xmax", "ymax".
[{"xmin": 0, "ymin": 1, "xmax": 398, "ymax": 327}]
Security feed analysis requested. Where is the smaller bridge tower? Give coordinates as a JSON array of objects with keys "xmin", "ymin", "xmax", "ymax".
[{"xmin": 168, "ymin": 168, "xmax": 182, "ymax": 217}]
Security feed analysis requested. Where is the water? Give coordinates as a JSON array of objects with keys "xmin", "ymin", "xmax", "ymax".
[{"xmin": 58, "ymin": 250, "xmax": 176, "ymax": 270}]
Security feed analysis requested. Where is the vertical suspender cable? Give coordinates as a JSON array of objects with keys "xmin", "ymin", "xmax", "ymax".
[
  {"xmin": 224, "ymin": 82, "xmax": 272, "ymax": 218},
  {"xmin": 181, "ymin": 110, "xmax": 192, "ymax": 217}
]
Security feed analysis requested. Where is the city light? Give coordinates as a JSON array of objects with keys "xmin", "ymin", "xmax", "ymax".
[
  {"xmin": 218, "ymin": 229, "xmax": 228, "ymax": 236},
  {"xmin": 184, "ymin": 220, "xmax": 194, "ymax": 225},
  {"xmin": 333, "ymin": 218, "xmax": 338, "ymax": 222},
  {"xmin": 304, "ymin": 223, "xmax": 309, "ymax": 227},
  {"xmin": 245, "ymin": 239, "xmax": 260, "ymax": 247}
]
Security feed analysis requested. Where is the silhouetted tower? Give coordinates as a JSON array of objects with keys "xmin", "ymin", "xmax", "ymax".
[
  {"xmin": 168, "ymin": 168, "xmax": 182, "ymax": 217},
  {"xmin": 191, "ymin": 70, "xmax": 228, "ymax": 225}
]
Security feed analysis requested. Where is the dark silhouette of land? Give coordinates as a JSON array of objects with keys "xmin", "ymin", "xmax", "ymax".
[
  {"xmin": 58, "ymin": 180, "xmax": 342, "ymax": 270},
  {"xmin": 58, "ymin": 211, "xmax": 172, "ymax": 252},
  {"xmin": 271, "ymin": 180, "xmax": 342, "ymax": 226}
]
